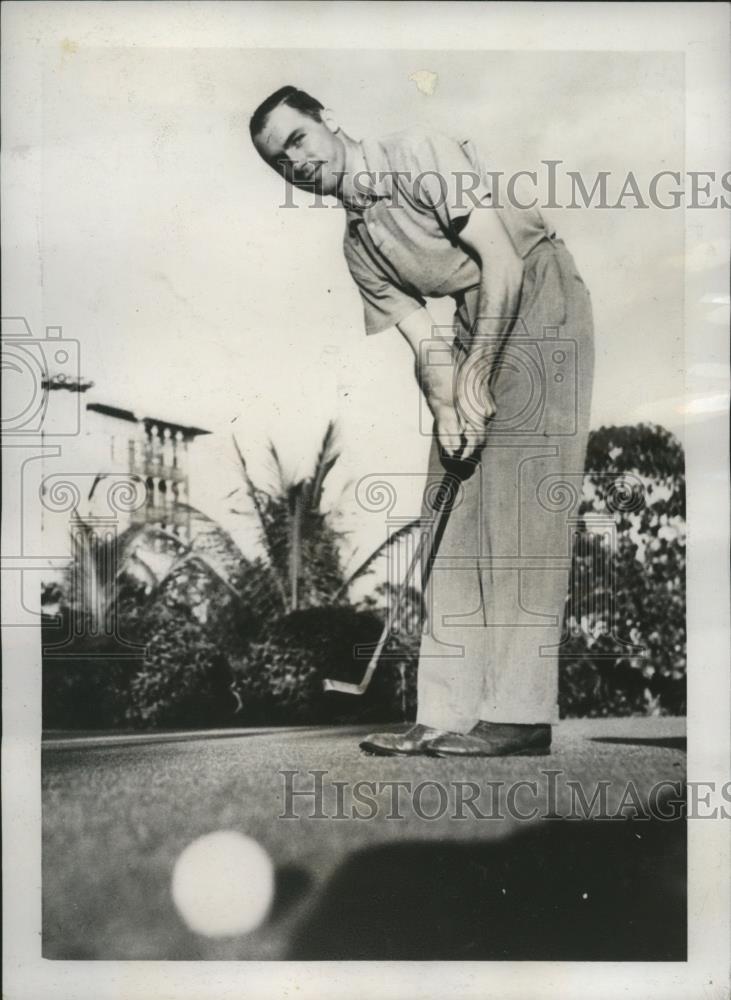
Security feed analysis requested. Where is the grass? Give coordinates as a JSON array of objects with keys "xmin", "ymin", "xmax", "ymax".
[{"xmin": 42, "ymin": 718, "xmax": 686, "ymax": 960}]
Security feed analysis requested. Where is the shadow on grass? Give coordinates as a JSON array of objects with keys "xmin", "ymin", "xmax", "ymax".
[
  {"xmin": 270, "ymin": 865, "xmax": 313, "ymax": 922},
  {"xmin": 589, "ymin": 736, "xmax": 686, "ymax": 751},
  {"xmin": 289, "ymin": 816, "xmax": 686, "ymax": 960}
]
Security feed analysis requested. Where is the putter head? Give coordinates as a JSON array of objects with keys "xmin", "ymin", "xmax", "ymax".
[{"xmin": 323, "ymin": 677, "xmax": 365, "ymax": 696}]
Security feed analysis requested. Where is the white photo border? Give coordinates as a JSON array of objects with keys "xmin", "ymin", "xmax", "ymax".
[{"xmin": 2, "ymin": 2, "xmax": 729, "ymax": 998}]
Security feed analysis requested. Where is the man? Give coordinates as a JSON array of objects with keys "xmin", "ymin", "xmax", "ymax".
[{"xmin": 250, "ymin": 86, "xmax": 594, "ymax": 757}]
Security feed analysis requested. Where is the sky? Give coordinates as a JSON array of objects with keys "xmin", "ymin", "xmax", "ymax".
[{"xmin": 31, "ymin": 45, "xmax": 692, "ymax": 578}]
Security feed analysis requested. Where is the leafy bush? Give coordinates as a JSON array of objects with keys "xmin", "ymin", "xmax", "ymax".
[
  {"xmin": 558, "ymin": 424, "xmax": 685, "ymax": 716},
  {"xmin": 42, "ymin": 607, "xmax": 136, "ymax": 729},
  {"xmin": 231, "ymin": 606, "xmax": 418, "ymax": 725},
  {"xmin": 42, "ymin": 566, "xmax": 243, "ymax": 730},
  {"xmin": 124, "ymin": 606, "xmax": 233, "ymax": 728}
]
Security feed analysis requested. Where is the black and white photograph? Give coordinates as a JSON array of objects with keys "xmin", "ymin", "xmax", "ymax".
[{"xmin": 2, "ymin": 3, "xmax": 729, "ymax": 999}]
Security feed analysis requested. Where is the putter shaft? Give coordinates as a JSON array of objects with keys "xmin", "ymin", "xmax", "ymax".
[{"xmin": 323, "ymin": 471, "xmax": 457, "ymax": 695}]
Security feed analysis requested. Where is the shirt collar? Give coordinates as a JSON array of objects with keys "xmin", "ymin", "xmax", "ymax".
[{"xmin": 339, "ymin": 134, "xmax": 387, "ymax": 214}]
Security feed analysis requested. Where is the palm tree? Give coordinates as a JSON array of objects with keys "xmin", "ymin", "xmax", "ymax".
[
  {"xmin": 67, "ymin": 512, "xmax": 248, "ymax": 634},
  {"xmin": 67, "ymin": 515, "xmax": 147, "ymax": 637},
  {"xmin": 232, "ymin": 422, "xmax": 420, "ymax": 613},
  {"xmin": 65, "ymin": 464, "xmax": 252, "ymax": 640}
]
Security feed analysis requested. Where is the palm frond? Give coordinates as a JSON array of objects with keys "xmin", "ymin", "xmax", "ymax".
[
  {"xmin": 153, "ymin": 550, "xmax": 248, "ymax": 607},
  {"xmin": 267, "ymin": 441, "xmax": 289, "ymax": 493},
  {"xmin": 231, "ymin": 433, "xmax": 289, "ymax": 607},
  {"xmin": 310, "ymin": 421, "xmax": 340, "ymax": 509},
  {"xmin": 332, "ymin": 518, "xmax": 421, "ymax": 601},
  {"xmin": 127, "ymin": 549, "xmax": 162, "ymax": 590}
]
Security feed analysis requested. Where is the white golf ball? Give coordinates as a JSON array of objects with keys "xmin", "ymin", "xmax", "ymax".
[{"xmin": 171, "ymin": 831, "xmax": 275, "ymax": 937}]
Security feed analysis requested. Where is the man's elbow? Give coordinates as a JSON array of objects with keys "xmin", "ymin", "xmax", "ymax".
[
  {"xmin": 465, "ymin": 232, "xmax": 524, "ymax": 297},
  {"xmin": 497, "ymin": 255, "xmax": 524, "ymax": 308}
]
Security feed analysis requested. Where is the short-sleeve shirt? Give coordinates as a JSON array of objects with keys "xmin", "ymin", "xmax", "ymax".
[{"xmin": 342, "ymin": 126, "xmax": 553, "ymax": 336}]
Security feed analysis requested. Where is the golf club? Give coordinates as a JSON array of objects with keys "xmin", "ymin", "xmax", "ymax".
[{"xmin": 323, "ymin": 467, "xmax": 460, "ymax": 695}]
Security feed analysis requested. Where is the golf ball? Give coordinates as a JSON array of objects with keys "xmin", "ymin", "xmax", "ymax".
[{"xmin": 171, "ymin": 830, "xmax": 275, "ymax": 937}]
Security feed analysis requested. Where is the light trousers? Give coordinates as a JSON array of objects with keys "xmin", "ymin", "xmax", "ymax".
[{"xmin": 416, "ymin": 237, "xmax": 595, "ymax": 732}]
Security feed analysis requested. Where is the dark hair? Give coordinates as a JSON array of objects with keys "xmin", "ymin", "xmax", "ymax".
[{"xmin": 249, "ymin": 86, "xmax": 325, "ymax": 141}]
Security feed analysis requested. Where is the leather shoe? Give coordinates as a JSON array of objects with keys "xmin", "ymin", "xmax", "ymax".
[
  {"xmin": 426, "ymin": 721, "xmax": 552, "ymax": 757},
  {"xmin": 359, "ymin": 723, "xmax": 447, "ymax": 756}
]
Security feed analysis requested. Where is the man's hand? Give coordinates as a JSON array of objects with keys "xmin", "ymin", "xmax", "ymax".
[
  {"xmin": 452, "ymin": 349, "xmax": 498, "ymax": 461},
  {"xmin": 431, "ymin": 356, "xmax": 498, "ymax": 462},
  {"xmin": 455, "ymin": 399, "xmax": 496, "ymax": 461},
  {"xmin": 395, "ymin": 306, "xmax": 502, "ymax": 462},
  {"xmin": 394, "ymin": 308, "xmax": 464, "ymax": 457},
  {"xmin": 418, "ymin": 355, "xmax": 466, "ymax": 459},
  {"xmin": 433, "ymin": 401, "xmax": 464, "ymax": 458}
]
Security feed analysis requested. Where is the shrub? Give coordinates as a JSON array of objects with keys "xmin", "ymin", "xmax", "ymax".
[
  {"xmin": 231, "ymin": 606, "xmax": 418, "ymax": 725},
  {"xmin": 558, "ymin": 424, "xmax": 686, "ymax": 716},
  {"xmin": 42, "ymin": 609, "xmax": 136, "ymax": 729}
]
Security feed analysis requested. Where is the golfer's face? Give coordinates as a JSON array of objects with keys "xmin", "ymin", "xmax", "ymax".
[{"xmin": 254, "ymin": 104, "xmax": 345, "ymax": 197}]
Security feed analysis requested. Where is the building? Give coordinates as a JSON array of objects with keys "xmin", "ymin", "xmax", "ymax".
[
  {"xmin": 40, "ymin": 376, "xmax": 211, "ymax": 591},
  {"xmin": 84, "ymin": 400, "xmax": 210, "ymax": 540}
]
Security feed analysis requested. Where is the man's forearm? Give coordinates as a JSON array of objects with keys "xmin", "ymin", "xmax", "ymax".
[
  {"xmin": 468, "ymin": 262, "xmax": 523, "ymax": 367},
  {"xmin": 396, "ymin": 307, "xmax": 455, "ymax": 416},
  {"xmin": 396, "ymin": 307, "xmax": 464, "ymax": 455},
  {"xmin": 416, "ymin": 350, "xmax": 454, "ymax": 418},
  {"xmin": 450, "ymin": 257, "xmax": 522, "ymax": 432},
  {"xmin": 456, "ymin": 203, "xmax": 525, "ymax": 385}
]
